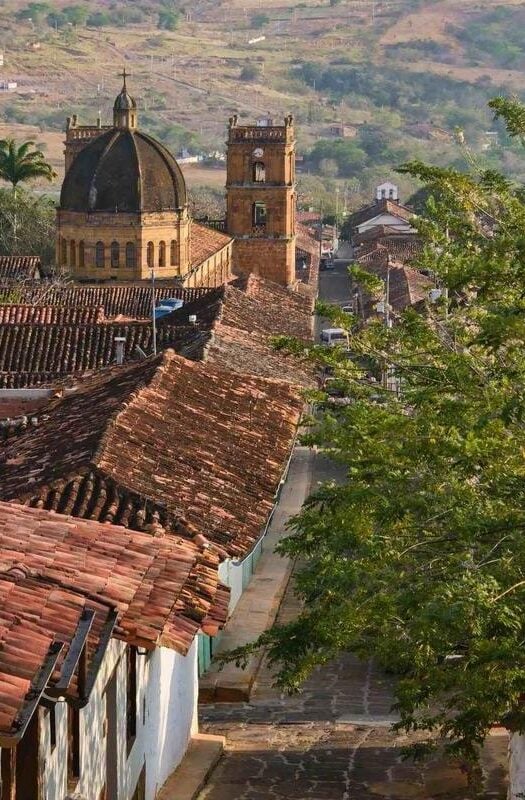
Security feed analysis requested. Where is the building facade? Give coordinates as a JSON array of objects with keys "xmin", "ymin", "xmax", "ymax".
[
  {"xmin": 56, "ymin": 76, "xmax": 231, "ymax": 286},
  {"xmin": 226, "ymin": 114, "xmax": 296, "ymax": 287}
]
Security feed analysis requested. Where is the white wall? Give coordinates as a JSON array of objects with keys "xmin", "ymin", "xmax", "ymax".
[
  {"xmin": 219, "ymin": 559, "xmax": 244, "ymax": 612},
  {"xmin": 509, "ymin": 733, "xmax": 525, "ymax": 799},
  {"xmin": 357, "ymin": 213, "xmax": 415, "ymax": 235},
  {"xmin": 38, "ymin": 637, "xmax": 199, "ymax": 800}
]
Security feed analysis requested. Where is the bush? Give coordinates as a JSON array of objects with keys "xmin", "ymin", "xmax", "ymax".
[
  {"xmin": 158, "ymin": 9, "xmax": 180, "ymax": 31},
  {"xmin": 240, "ymin": 63, "xmax": 261, "ymax": 82},
  {"xmin": 250, "ymin": 13, "xmax": 270, "ymax": 28},
  {"xmin": 87, "ymin": 11, "xmax": 110, "ymax": 27}
]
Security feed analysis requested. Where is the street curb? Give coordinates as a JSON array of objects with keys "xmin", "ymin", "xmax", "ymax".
[{"xmin": 156, "ymin": 733, "xmax": 225, "ymax": 800}]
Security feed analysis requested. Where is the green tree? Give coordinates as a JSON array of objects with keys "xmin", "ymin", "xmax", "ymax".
[
  {"xmin": 251, "ymin": 13, "xmax": 270, "ymax": 28},
  {"xmin": 0, "ymin": 139, "xmax": 56, "ymax": 195},
  {"xmin": 0, "ymin": 187, "xmax": 55, "ymax": 265},
  {"xmin": 158, "ymin": 9, "xmax": 180, "ymax": 30},
  {"xmin": 225, "ymin": 97, "xmax": 525, "ymax": 763},
  {"xmin": 0, "ymin": 139, "xmax": 55, "ymax": 244},
  {"xmin": 239, "ymin": 63, "xmax": 261, "ymax": 82}
]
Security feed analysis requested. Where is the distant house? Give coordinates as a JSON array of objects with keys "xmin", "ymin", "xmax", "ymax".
[
  {"xmin": 347, "ymin": 184, "xmax": 416, "ymax": 239},
  {"xmin": 0, "ymin": 501, "xmax": 227, "ymax": 800},
  {"xmin": 328, "ymin": 123, "xmax": 357, "ymax": 139}
]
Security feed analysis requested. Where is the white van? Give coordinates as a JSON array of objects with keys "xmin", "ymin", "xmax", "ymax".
[{"xmin": 320, "ymin": 328, "xmax": 349, "ymax": 347}]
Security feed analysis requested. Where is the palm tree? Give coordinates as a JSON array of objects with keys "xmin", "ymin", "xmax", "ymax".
[
  {"xmin": 0, "ymin": 139, "xmax": 56, "ymax": 194},
  {"xmin": 0, "ymin": 139, "xmax": 56, "ymax": 245}
]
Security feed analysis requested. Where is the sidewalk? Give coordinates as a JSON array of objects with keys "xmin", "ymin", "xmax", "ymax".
[{"xmin": 199, "ymin": 445, "xmax": 314, "ymax": 702}]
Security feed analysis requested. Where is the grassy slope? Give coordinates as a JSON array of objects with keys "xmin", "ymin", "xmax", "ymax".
[{"xmin": 0, "ymin": 0, "xmax": 523, "ymax": 205}]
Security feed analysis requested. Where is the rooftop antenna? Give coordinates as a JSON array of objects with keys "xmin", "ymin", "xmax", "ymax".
[{"xmin": 151, "ymin": 268, "xmax": 157, "ymax": 356}]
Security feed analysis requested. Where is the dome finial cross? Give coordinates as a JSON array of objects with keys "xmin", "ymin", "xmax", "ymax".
[{"xmin": 119, "ymin": 67, "xmax": 130, "ymax": 90}]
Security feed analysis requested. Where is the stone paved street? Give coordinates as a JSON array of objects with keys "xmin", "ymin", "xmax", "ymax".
[{"xmin": 198, "ymin": 574, "xmax": 508, "ymax": 800}]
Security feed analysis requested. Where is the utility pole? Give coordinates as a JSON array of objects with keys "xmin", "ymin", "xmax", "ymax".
[{"xmin": 151, "ymin": 269, "xmax": 157, "ymax": 356}]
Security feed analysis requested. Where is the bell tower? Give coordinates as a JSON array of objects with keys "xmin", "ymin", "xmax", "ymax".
[{"xmin": 226, "ymin": 114, "xmax": 296, "ymax": 286}]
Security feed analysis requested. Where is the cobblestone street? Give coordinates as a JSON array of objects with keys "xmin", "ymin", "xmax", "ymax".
[{"xmin": 198, "ymin": 572, "xmax": 508, "ymax": 800}]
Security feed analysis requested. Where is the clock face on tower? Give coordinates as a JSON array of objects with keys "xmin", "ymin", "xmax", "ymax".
[{"xmin": 253, "ymin": 147, "xmax": 264, "ymax": 158}]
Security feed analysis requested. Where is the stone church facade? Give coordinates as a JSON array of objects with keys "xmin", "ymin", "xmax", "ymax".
[{"xmin": 56, "ymin": 76, "xmax": 296, "ymax": 287}]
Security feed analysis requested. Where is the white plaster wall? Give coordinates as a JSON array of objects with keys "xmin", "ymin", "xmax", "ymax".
[
  {"xmin": 140, "ymin": 641, "xmax": 198, "ymax": 799},
  {"xmin": 508, "ymin": 733, "xmax": 525, "ymax": 799},
  {"xmin": 37, "ymin": 637, "xmax": 198, "ymax": 800},
  {"xmin": 219, "ymin": 559, "xmax": 244, "ymax": 612},
  {"xmin": 357, "ymin": 214, "xmax": 415, "ymax": 234}
]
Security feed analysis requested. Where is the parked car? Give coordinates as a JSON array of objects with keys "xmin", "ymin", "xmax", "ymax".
[
  {"xmin": 320, "ymin": 327, "xmax": 349, "ymax": 347},
  {"xmin": 341, "ymin": 304, "xmax": 353, "ymax": 314},
  {"xmin": 154, "ymin": 298, "xmax": 184, "ymax": 320},
  {"xmin": 320, "ymin": 257, "xmax": 335, "ymax": 271}
]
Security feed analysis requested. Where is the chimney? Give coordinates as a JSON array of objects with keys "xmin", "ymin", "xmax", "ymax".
[
  {"xmin": 114, "ymin": 336, "xmax": 126, "ymax": 366},
  {"xmin": 189, "ymin": 314, "xmax": 197, "ymax": 325}
]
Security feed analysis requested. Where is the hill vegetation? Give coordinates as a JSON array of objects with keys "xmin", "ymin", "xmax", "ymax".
[{"xmin": 0, "ymin": 0, "xmax": 523, "ymax": 212}]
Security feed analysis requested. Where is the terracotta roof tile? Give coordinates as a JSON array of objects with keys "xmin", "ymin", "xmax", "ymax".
[
  {"xmin": 0, "ymin": 256, "xmax": 42, "ymax": 284},
  {"xmin": 0, "ymin": 351, "xmax": 302, "ymax": 558},
  {"xmin": 0, "ymin": 305, "xmax": 105, "ymax": 325},
  {"xmin": 0, "ymin": 322, "xmax": 206, "ymax": 385},
  {"xmin": 0, "ymin": 501, "xmax": 228, "ymax": 738},
  {"xmin": 190, "ymin": 223, "xmax": 232, "ymax": 269},
  {"xmin": 9, "ymin": 285, "xmax": 209, "ymax": 319}
]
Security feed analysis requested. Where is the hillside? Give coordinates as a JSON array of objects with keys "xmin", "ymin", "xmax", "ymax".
[{"xmin": 0, "ymin": 0, "xmax": 524, "ymax": 211}]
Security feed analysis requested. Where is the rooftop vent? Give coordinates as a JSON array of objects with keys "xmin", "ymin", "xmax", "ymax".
[{"xmin": 114, "ymin": 336, "xmax": 126, "ymax": 366}]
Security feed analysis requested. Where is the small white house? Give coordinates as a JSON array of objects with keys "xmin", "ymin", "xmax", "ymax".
[{"xmin": 0, "ymin": 502, "xmax": 227, "ymax": 800}]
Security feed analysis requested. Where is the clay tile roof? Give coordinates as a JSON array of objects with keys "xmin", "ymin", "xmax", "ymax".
[
  {"xmin": 0, "ymin": 350, "xmax": 302, "ymax": 558},
  {"xmin": 190, "ymin": 223, "xmax": 233, "ymax": 269},
  {"xmin": 0, "ymin": 305, "xmax": 104, "ymax": 325},
  {"xmin": 0, "ymin": 321, "xmax": 207, "ymax": 385},
  {"xmin": 348, "ymin": 198, "xmax": 415, "ymax": 230},
  {"xmin": 0, "ymin": 256, "xmax": 42, "ymax": 284},
  {"xmin": 356, "ymin": 253, "xmax": 433, "ymax": 317},
  {"xmin": 9, "ymin": 285, "xmax": 209, "ymax": 320},
  {"xmin": 0, "ymin": 501, "xmax": 228, "ymax": 738},
  {"xmin": 160, "ymin": 275, "xmax": 314, "ymax": 384}
]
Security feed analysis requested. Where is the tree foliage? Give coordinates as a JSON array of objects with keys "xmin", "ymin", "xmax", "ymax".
[
  {"xmin": 224, "ymin": 98, "xmax": 525, "ymax": 761},
  {"xmin": 0, "ymin": 188, "xmax": 55, "ymax": 265},
  {"xmin": 0, "ymin": 139, "xmax": 56, "ymax": 191}
]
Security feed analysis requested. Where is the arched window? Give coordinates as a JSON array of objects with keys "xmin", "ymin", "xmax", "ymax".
[
  {"xmin": 61, "ymin": 238, "xmax": 67, "ymax": 266},
  {"xmin": 111, "ymin": 241, "xmax": 120, "ymax": 269},
  {"xmin": 158, "ymin": 241, "xmax": 166, "ymax": 268},
  {"xmin": 78, "ymin": 241, "xmax": 85, "ymax": 269},
  {"xmin": 70, "ymin": 240, "xmax": 76, "ymax": 267},
  {"xmin": 95, "ymin": 241, "xmax": 105, "ymax": 268},
  {"xmin": 170, "ymin": 239, "xmax": 177, "ymax": 266},
  {"xmin": 147, "ymin": 241, "xmax": 154, "ymax": 269},
  {"xmin": 125, "ymin": 242, "xmax": 136, "ymax": 269},
  {"xmin": 253, "ymin": 162, "xmax": 265, "ymax": 183}
]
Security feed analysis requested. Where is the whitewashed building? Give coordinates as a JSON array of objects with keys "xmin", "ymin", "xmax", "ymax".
[{"xmin": 0, "ymin": 503, "xmax": 228, "ymax": 800}]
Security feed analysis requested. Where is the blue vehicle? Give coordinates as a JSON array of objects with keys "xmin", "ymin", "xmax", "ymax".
[{"xmin": 154, "ymin": 298, "xmax": 184, "ymax": 320}]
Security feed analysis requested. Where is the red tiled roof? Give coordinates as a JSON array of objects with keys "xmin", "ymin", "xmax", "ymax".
[
  {"xmin": 297, "ymin": 211, "xmax": 321, "ymax": 224},
  {"xmin": 190, "ymin": 223, "xmax": 232, "ymax": 269},
  {"xmin": 0, "ymin": 256, "xmax": 41, "ymax": 284},
  {"xmin": 0, "ymin": 321, "xmax": 207, "ymax": 384},
  {"xmin": 11, "ymin": 285, "xmax": 209, "ymax": 319},
  {"xmin": 0, "ymin": 350, "xmax": 302, "ymax": 558},
  {"xmin": 355, "ymin": 252, "xmax": 433, "ymax": 316},
  {"xmin": 162, "ymin": 275, "xmax": 314, "ymax": 384},
  {"xmin": 0, "ymin": 305, "xmax": 104, "ymax": 325},
  {"xmin": 0, "ymin": 501, "xmax": 228, "ymax": 739},
  {"xmin": 348, "ymin": 199, "xmax": 414, "ymax": 230}
]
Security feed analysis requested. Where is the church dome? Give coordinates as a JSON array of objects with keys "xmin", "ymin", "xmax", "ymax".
[
  {"xmin": 59, "ymin": 128, "xmax": 187, "ymax": 214},
  {"xmin": 114, "ymin": 86, "xmax": 136, "ymax": 112}
]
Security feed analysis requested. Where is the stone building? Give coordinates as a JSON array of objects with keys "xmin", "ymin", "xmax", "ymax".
[
  {"xmin": 57, "ymin": 73, "xmax": 232, "ymax": 286},
  {"xmin": 226, "ymin": 114, "xmax": 297, "ymax": 286}
]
